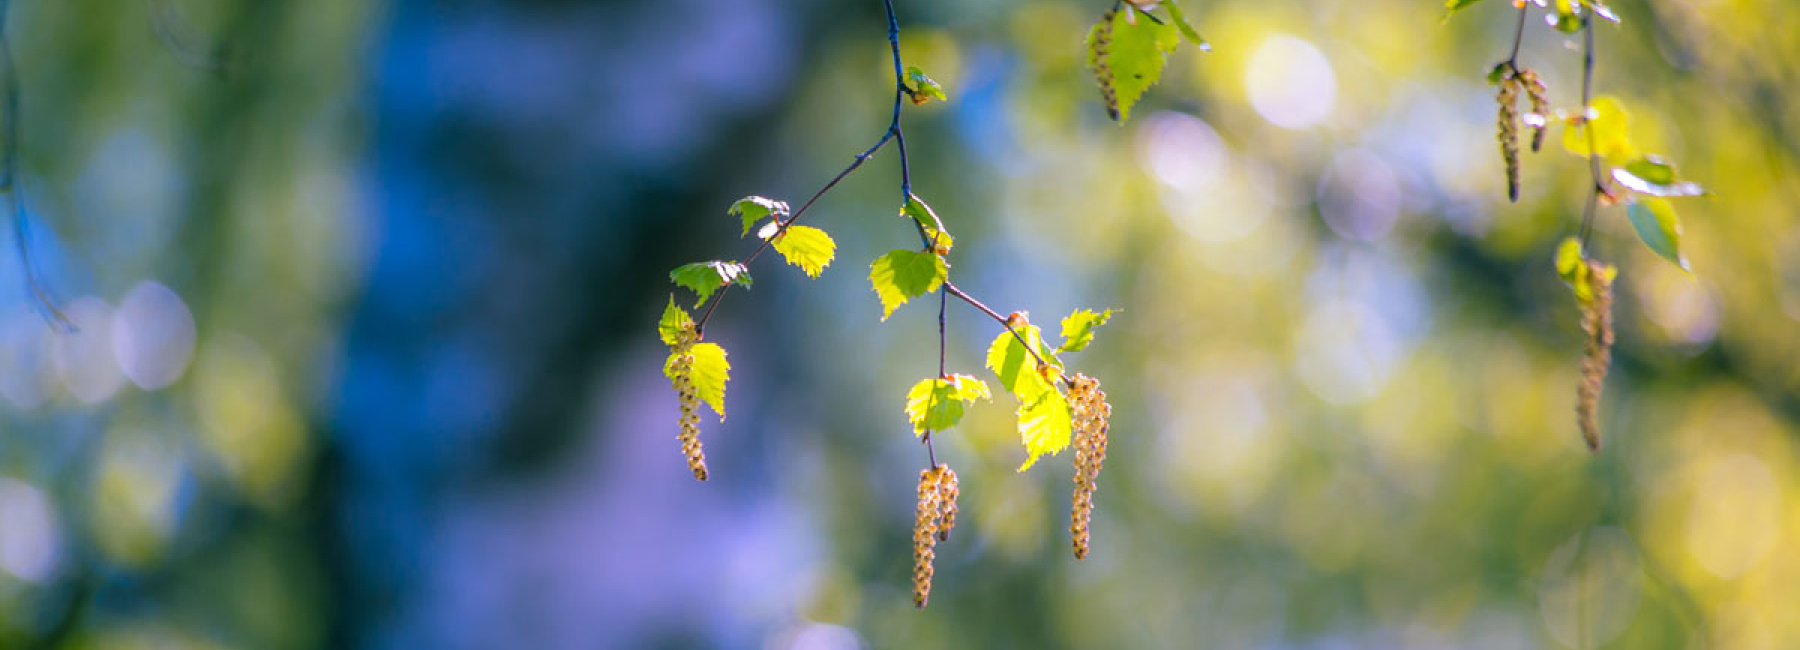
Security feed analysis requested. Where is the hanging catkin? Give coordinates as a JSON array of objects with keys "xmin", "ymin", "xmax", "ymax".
[
  {"xmin": 912, "ymin": 467, "xmax": 942, "ymax": 608},
  {"xmin": 934, "ymin": 465, "xmax": 959, "ymax": 542},
  {"xmin": 1069, "ymin": 374, "xmax": 1111, "ymax": 560},
  {"xmin": 1088, "ymin": 10, "xmax": 1119, "ymax": 121},
  {"xmin": 1496, "ymin": 73, "xmax": 1522, "ymax": 202},
  {"xmin": 1518, "ymin": 68, "xmax": 1551, "ymax": 153},
  {"xmin": 1577, "ymin": 261, "xmax": 1615, "ymax": 451},
  {"xmin": 670, "ymin": 325, "xmax": 709, "ymax": 481}
]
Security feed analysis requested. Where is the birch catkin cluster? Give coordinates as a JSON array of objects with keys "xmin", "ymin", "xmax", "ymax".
[
  {"xmin": 1087, "ymin": 9, "xmax": 1119, "ymax": 121},
  {"xmin": 669, "ymin": 324, "xmax": 709, "ymax": 481},
  {"xmin": 1577, "ymin": 260, "xmax": 1615, "ymax": 451},
  {"xmin": 1517, "ymin": 68, "xmax": 1551, "ymax": 152},
  {"xmin": 1495, "ymin": 72, "xmax": 1522, "ymax": 202},
  {"xmin": 1069, "ymin": 374, "xmax": 1111, "ymax": 560},
  {"xmin": 912, "ymin": 464, "xmax": 959, "ymax": 609}
]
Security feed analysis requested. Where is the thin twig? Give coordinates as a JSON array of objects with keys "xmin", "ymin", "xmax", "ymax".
[
  {"xmin": 0, "ymin": 5, "xmax": 71, "ymax": 331},
  {"xmin": 943, "ymin": 281, "xmax": 1073, "ymax": 388},
  {"xmin": 1578, "ymin": 14, "xmax": 1603, "ymax": 247},
  {"xmin": 1506, "ymin": 2, "xmax": 1528, "ymax": 66}
]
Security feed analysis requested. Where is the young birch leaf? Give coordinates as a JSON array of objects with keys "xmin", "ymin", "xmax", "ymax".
[
  {"xmin": 1163, "ymin": 1, "xmax": 1211, "ymax": 50},
  {"xmin": 1058, "ymin": 309, "xmax": 1117, "ymax": 352},
  {"xmin": 869, "ymin": 250, "xmax": 947, "ymax": 320},
  {"xmin": 1626, "ymin": 198, "xmax": 1690, "ymax": 271},
  {"xmin": 902, "ymin": 195, "xmax": 954, "ymax": 255},
  {"xmin": 769, "ymin": 225, "xmax": 837, "ymax": 278},
  {"xmin": 730, "ymin": 196, "xmax": 790, "ymax": 237},
  {"xmin": 1562, "ymin": 96, "xmax": 1634, "ymax": 163},
  {"xmin": 1088, "ymin": 6, "xmax": 1180, "ymax": 122},
  {"xmin": 1554, "ymin": 237, "xmax": 1585, "ymax": 286},
  {"xmin": 688, "ymin": 342, "xmax": 731, "ymax": 418},
  {"xmin": 904, "ymin": 66, "xmax": 948, "ymax": 105},
  {"xmin": 904, "ymin": 374, "xmax": 993, "ymax": 434},
  {"xmin": 1612, "ymin": 156, "xmax": 1705, "ymax": 197},
  {"xmin": 1016, "ymin": 390, "xmax": 1073, "ymax": 472},
  {"xmin": 670, "ymin": 261, "xmax": 752, "ymax": 306},
  {"xmin": 985, "ymin": 320, "xmax": 1052, "ymax": 399},
  {"xmin": 1445, "ymin": 0, "xmax": 1488, "ymax": 12},
  {"xmin": 658, "ymin": 296, "xmax": 694, "ymax": 347}
]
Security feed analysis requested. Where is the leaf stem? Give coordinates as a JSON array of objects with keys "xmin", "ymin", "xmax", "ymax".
[{"xmin": 1506, "ymin": 2, "xmax": 1528, "ymax": 66}]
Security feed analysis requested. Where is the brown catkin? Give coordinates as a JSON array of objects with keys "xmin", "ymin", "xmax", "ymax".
[
  {"xmin": 912, "ymin": 467, "xmax": 944, "ymax": 609},
  {"xmin": 934, "ymin": 465, "xmax": 959, "ymax": 542},
  {"xmin": 1518, "ymin": 68, "xmax": 1551, "ymax": 153},
  {"xmin": 1577, "ymin": 261, "xmax": 1615, "ymax": 452},
  {"xmin": 1069, "ymin": 374, "xmax": 1111, "ymax": 560},
  {"xmin": 671, "ymin": 326, "xmax": 709, "ymax": 481},
  {"xmin": 1496, "ymin": 74, "xmax": 1522, "ymax": 202},
  {"xmin": 1089, "ymin": 10, "xmax": 1119, "ymax": 121}
]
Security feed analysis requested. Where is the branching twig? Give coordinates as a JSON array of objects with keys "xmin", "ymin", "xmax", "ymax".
[{"xmin": 0, "ymin": 4, "xmax": 71, "ymax": 331}]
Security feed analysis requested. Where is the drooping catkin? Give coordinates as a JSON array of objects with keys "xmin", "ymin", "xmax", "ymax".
[
  {"xmin": 1089, "ymin": 10, "xmax": 1119, "ymax": 121},
  {"xmin": 1576, "ymin": 261, "xmax": 1615, "ymax": 452},
  {"xmin": 671, "ymin": 325, "xmax": 709, "ymax": 481},
  {"xmin": 1518, "ymin": 68, "xmax": 1551, "ymax": 153},
  {"xmin": 934, "ymin": 465, "xmax": 959, "ymax": 542},
  {"xmin": 1496, "ymin": 73, "xmax": 1522, "ymax": 202},
  {"xmin": 912, "ymin": 466, "xmax": 945, "ymax": 609},
  {"xmin": 1069, "ymin": 374, "xmax": 1111, "ymax": 560}
]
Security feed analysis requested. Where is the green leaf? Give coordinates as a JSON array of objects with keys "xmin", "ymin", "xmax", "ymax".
[
  {"xmin": 904, "ymin": 66, "xmax": 948, "ymax": 105},
  {"xmin": 1162, "ymin": 1, "xmax": 1211, "ymax": 51},
  {"xmin": 1562, "ymin": 95, "xmax": 1634, "ymax": 163},
  {"xmin": 1549, "ymin": 0, "xmax": 1582, "ymax": 32},
  {"xmin": 1057, "ymin": 308, "xmax": 1117, "ymax": 352},
  {"xmin": 1627, "ymin": 198, "xmax": 1689, "ymax": 271},
  {"xmin": 1016, "ymin": 390, "xmax": 1073, "ymax": 472},
  {"xmin": 1088, "ymin": 6, "xmax": 1181, "ymax": 122},
  {"xmin": 901, "ymin": 194, "xmax": 954, "ymax": 255},
  {"xmin": 730, "ymin": 196, "xmax": 790, "ymax": 237},
  {"xmin": 686, "ymin": 342, "xmax": 730, "ymax": 418},
  {"xmin": 1612, "ymin": 156, "xmax": 1705, "ymax": 197},
  {"xmin": 658, "ymin": 296, "xmax": 694, "ymax": 347},
  {"xmin": 868, "ymin": 250, "xmax": 947, "ymax": 320},
  {"xmin": 670, "ymin": 261, "xmax": 752, "ymax": 306},
  {"xmin": 767, "ymin": 225, "xmax": 836, "ymax": 278},
  {"xmin": 1445, "ymin": 0, "xmax": 1488, "ymax": 11},
  {"xmin": 985, "ymin": 317, "xmax": 1059, "ymax": 400},
  {"xmin": 904, "ymin": 373, "xmax": 993, "ymax": 435}
]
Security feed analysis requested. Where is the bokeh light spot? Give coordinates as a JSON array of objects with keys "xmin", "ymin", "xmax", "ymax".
[
  {"xmin": 0, "ymin": 478, "xmax": 61, "ymax": 583},
  {"xmin": 112, "ymin": 280, "xmax": 198, "ymax": 390},
  {"xmin": 51, "ymin": 296, "xmax": 125, "ymax": 404},
  {"xmin": 1685, "ymin": 454, "xmax": 1779, "ymax": 578},
  {"xmin": 1245, "ymin": 35, "xmax": 1336, "ymax": 129},
  {"xmin": 1537, "ymin": 526, "xmax": 1643, "ymax": 649}
]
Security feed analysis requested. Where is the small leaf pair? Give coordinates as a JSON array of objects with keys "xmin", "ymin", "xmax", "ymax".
[{"xmin": 659, "ymin": 299, "xmax": 731, "ymax": 479}]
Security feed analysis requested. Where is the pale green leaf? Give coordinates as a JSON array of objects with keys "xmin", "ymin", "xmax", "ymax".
[
  {"xmin": 730, "ymin": 196, "xmax": 789, "ymax": 237},
  {"xmin": 1445, "ymin": 0, "xmax": 1488, "ymax": 12},
  {"xmin": 1554, "ymin": 237, "xmax": 1584, "ymax": 284},
  {"xmin": 904, "ymin": 373, "xmax": 993, "ymax": 435},
  {"xmin": 1088, "ymin": 6, "xmax": 1181, "ymax": 122},
  {"xmin": 1016, "ymin": 390, "xmax": 1073, "ymax": 472},
  {"xmin": 1627, "ymin": 198, "xmax": 1689, "ymax": 271},
  {"xmin": 670, "ymin": 261, "xmax": 752, "ymax": 306},
  {"xmin": 1612, "ymin": 156, "xmax": 1704, "ymax": 197},
  {"xmin": 1058, "ymin": 308, "xmax": 1117, "ymax": 352},
  {"xmin": 901, "ymin": 194, "xmax": 954, "ymax": 255},
  {"xmin": 904, "ymin": 66, "xmax": 948, "ymax": 104},
  {"xmin": 688, "ymin": 342, "xmax": 730, "ymax": 418},
  {"xmin": 1562, "ymin": 95, "xmax": 1634, "ymax": 163},
  {"xmin": 658, "ymin": 296, "xmax": 693, "ymax": 347},
  {"xmin": 1163, "ymin": 1, "xmax": 1211, "ymax": 50},
  {"xmin": 985, "ymin": 318, "xmax": 1057, "ymax": 400},
  {"xmin": 868, "ymin": 250, "xmax": 947, "ymax": 320},
  {"xmin": 769, "ymin": 225, "xmax": 836, "ymax": 278}
]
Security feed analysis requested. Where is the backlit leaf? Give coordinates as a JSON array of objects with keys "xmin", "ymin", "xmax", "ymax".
[
  {"xmin": 658, "ymin": 296, "xmax": 694, "ymax": 348},
  {"xmin": 670, "ymin": 261, "xmax": 752, "ymax": 306},
  {"xmin": 1087, "ymin": 5, "xmax": 1181, "ymax": 122},
  {"xmin": 986, "ymin": 317, "xmax": 1058, "ymax": 400},
  {"xmin": 730, "ymin": 196, "xmax": 789, "ymax": 237},
  {"xmin": 1562, "ymin": 95, "xmax": 1634, "ymax": 163},
  {"xmin": 901, "ymin": 194, "xmax": 954, "ymax": 255},
  {"xmin": 1163, "ymin": 1, "xmax": 1211, "ymax": 51},
  {"xmin": 1016, "ymin": 390, "xmax": 1073, "ymax": 472},
  {"xmin": 905, "ymin": 66, "xmax": 948, "ymax": 105},
  {"xmin": 687, "ymin": 342, "xmax": 730, "ymax": 418},
  {"xmin": 869, "ymin": 250, "xmax": 947, "ymax": 320},
  {"xmin": 769, "ymin": 225, "xmax": 837, "ymax": 278},
  {"xmin": 904, "ymin": 374, "xmax": 993, "ymax": 434},
  {"xmin": 1058, "ymin": 308, "xmax": 1117, "ymax": 353}
]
